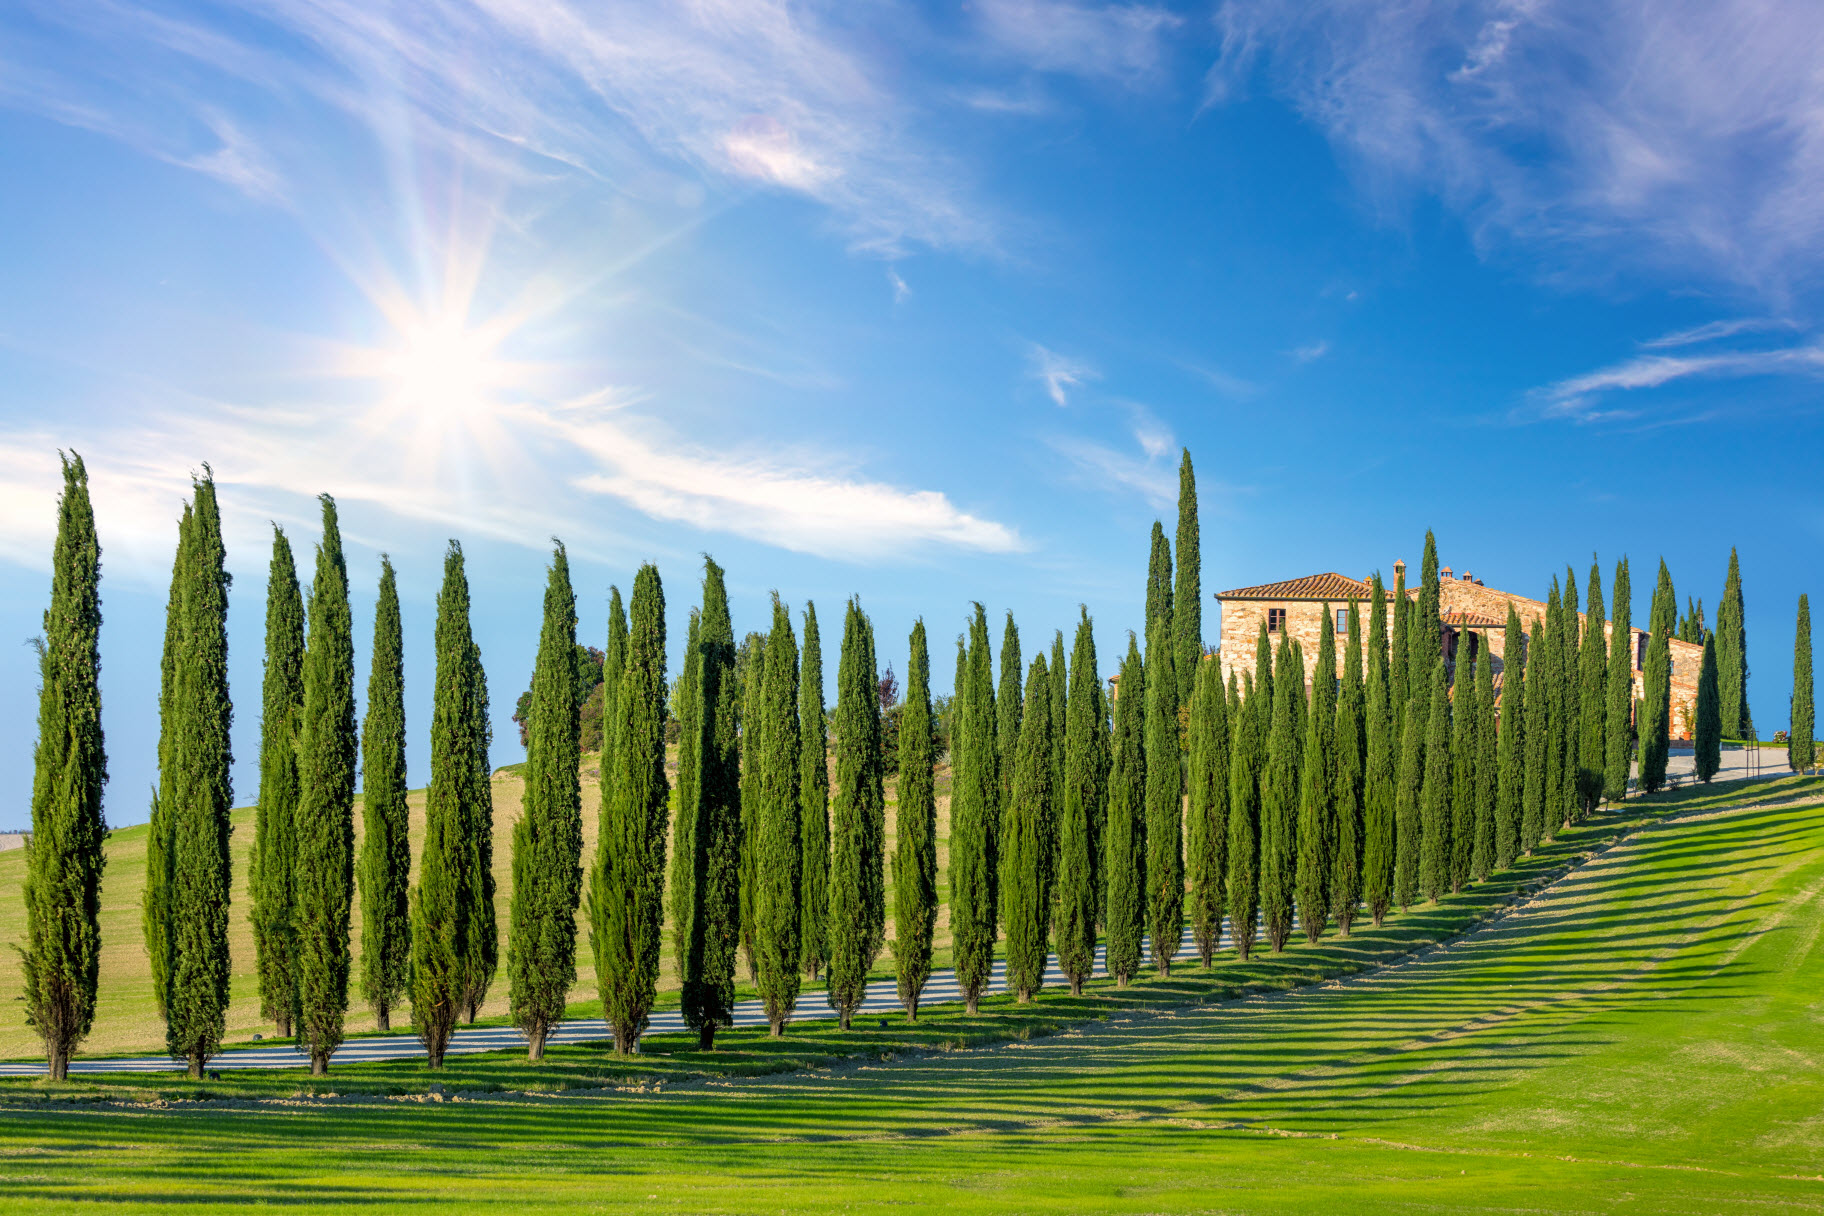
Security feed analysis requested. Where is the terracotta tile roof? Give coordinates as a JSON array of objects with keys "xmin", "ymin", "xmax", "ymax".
[
  {"xmin": 1215, "ymin": 572, "xmax": 1391, "ymax": 602},
  {"xmin": 1440, "ymin": 611, "xmax": 1505, "ymax": 629}
]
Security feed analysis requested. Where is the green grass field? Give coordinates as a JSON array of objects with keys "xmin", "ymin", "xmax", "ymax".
[{"xmin": 3, "ymin": 775, "xmax": 1821, "ymax": 1212}]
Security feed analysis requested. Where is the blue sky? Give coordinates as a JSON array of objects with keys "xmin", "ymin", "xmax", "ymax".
[{"xmin": 3, "ymin": 0, "xmax": 1821, "ymax": 827}]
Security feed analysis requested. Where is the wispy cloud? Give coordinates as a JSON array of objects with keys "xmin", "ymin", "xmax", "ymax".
[
  {"xmin": 1029, "ymin": 343, "xmax": 1097, "ymax": 406},
  {"xmin": 1533, "ymin": 341, "xmax": 1824, "ymax": 420},
  {"xmin": 1048, "ymin": 404, "xmax": 1177, "ymax": 507},
  {"xmin": 1640, "ymin": 318, "xmax": 1798, "ymax": 349},
  {"xmin": 887, "ymin": 266, "xmax": 911, "ymax": 303},
  {"xmin": 975, "ymin": 0, "xmax": 1183, "ymax": 86},
  {"xmin": 1289, "ymin": 339, "xmax": 1329, "ymax": 362}
]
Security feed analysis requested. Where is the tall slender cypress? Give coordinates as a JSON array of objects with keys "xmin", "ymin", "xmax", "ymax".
[
  {"xmin": 358, "ymin": 557, "xmax": 410, "ymax": 1032},
  {"xmin": 507, "ymin": 543, "xmax": 583, "ymax": 1061},
  {"xmin": 251, "ymin": 526, "xmax": 304, "ymax": 1037},
  {"xmin": 1260, "ymin": 635, "xmax": 1299, "ymax": 952},
  {"xmin": 1390, "ymin": 565, "xmax": 1410, "ymax": 754},
  {"xmin": 1003, "ymin": 654, "xmax": 1054, "ymax": 1001},
  {"xmin": 894, "ymin": 620, "xmax": 937, "ymax": 1017},
  {"xmin": 1409, "ymin": 532, "xmax": 1442, "ymax": 713},
  {"xmin": 738, "ymin": 630, "xmax": 766, "ymax": 982},
  {"xmin": 1450, "ymin": 635, "xmax": 1478, "ymax": 893},
  {"xmin": 591, "ymin": 564, "xmax": 668, "ymax": 1053},
  {"xmin": 949, "ymin": 606, "xmax": 998, "ymax": 1013},
  {"xmin": 1418, "ymin": 660, "xmax": 1452, "ymax": 904},
  {"xmin": 1494, "ymin": 605, "xmax": 1525, "ymax": 871},
  {"xmin": 1144, "ymin": 616, "xmax": 1182, "ymax": 975},
  {"xmin": 1793, "ymin": 597, "xmax": 1815, "ymax": 772},
  {"xmin": 144, "ymin": 501, "xmax": 191, "ymax": 1024},
  {"xmin": 1539, "ymin": 581, "xmax": 1565, "ymax": 842},
  {"xmin": 1227, "ymin": 668, "xmax": 1261, "ymax": 956},
  {"xmin": 1695, "ymin": 631, "xmax": 1722, "ymax": 782},
  {"xmin": 163, "ymin": 472, "xmax": 233, "ymax": 1079},
  {"xmin": 1105, "ymin": 636, "xmax": 1146, "ymax": 985},
  {"xmin": 1640, "ymin": 561, "xmax": 1675, "ymax": 794},
  {"xmin": 798, "ymin": 604, "xmax": 830, "ymax": 980},
  {"xmin": 1058, "ymin": 609, "xmax": 1105, "ymax": 992},
  {"xmin": 753, "ymin": 595, "xmax": 801, "ymax": 1035},
  {"xmin": 668, "ymin": 607, "xmax": 702, "ymax": 985},
  {"xmin": 1186, "ymin": 648, "xmax": 1230, "ymax": 965},
  {"xmin": 1717, "ymin": 548, "xmax": 1751, "ymax": 740},
  {"xmin": 1472, "ymin": 634, "xmax": 1497, "ymax": 880},
  {"xmin": 1174, "ymin": 450, "xmax": 1201, "ymax": 709},
  {"xmin": 996, "ymin": 611, "xmax": 1022, "ymax": 873},
  {"xmin": 1295, "ymin": 608, "xmax": 1337, "ymax": 942},
  {"xmin": 410, "ymin": 543, "xmax": 489, "ymax": 1068},
  {"xmin": 1333, "ymin": 601, "xmax": 1364, "ymax": 934},
  {"xmin": 22, "ymin": 453, "xmax": 106, "ymax": 1080},
  {"xmin": 1363, "ymin": 577, "xmax": 1396, "ymax": 926},
  {"xmin": 1048, "ymin": 630, "xmax": 1068, "ymax": 885},
  {"xmin": 1556, "ymin": 567, "xmax": 1581, "ymax": 832},
  {"xmin": 1575, "ymin": 562, "xmax": 1607, "ymax": 819},
  {"xmin": 827, "ymin": 599, "xmax": 885, "ymax": 1030},
  {"xmin": 681, "ymin": 558, "xmax": 740, "ymax": 1048},
  {"xmin": 601, "ymin": 587, "xmax": 627, "ymax": 762},
  {"xmin": 1392, "ymin": 696, "xmax": 1424, "ymax": 912},
  {"xmin": 1145, "ymin": 521, "xmax": 1173, "ymax": 683},
  {"xmin": 1604, "ymin": 558, "xmax": 1633, "ymax": 803},
  {"xmin": 1520, "ymin": 617, "xmax": 1550, "ymax": 854}
]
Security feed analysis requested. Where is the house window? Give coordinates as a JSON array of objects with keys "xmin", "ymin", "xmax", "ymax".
[
  {"xmin": 1268, "ymin": 608, "xmax": 1287, "ymax": 633},
  {"xmin": 1636, "ymin": 631, "xmax": 1648, "ymax": 671},
  {"xmin": 1336, "ymin": 608, "xmax": 1348, "ymax": 634}
]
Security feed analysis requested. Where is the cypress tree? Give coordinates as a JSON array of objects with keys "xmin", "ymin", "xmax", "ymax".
[
  {"xmin": 1049, "ymin": 630, "xmax": 1068, "ymax": 876},
  {"xmin": 22, "ymin": 453, "xmax": 106, "ymax": 1080},
  {"xmin": 1450, "ymin": 635, "xmax": 1478, "ymax": 893},
  {"xmin": 1105, "ymin": 636, "xmax": 1146, "ymax": 985},
  {"xmin": 827, "ymin": 599, "xmax": 885, "ymax": 1030},
  {"xmin": 1556, "ymin": 567, "xmax": 1581, "ymax": 832},
  {"xmin": 602, "ymin": 586, "xmax": 628, "ymax": 762},
  {"xmin": 1145, "ymin": 521, "xmax": 1174, "ymax": 681},
  {"xmin": 798, "ymin": 604, "xmax": 830, "ymax": 981},
  {"xmin": 1186, "ymin": 647, "xmax": 1230, "ymax": 965},
  {"xmin": 410, "ymin": 542, "xmax": 489, "ymax": 1068},
  {"xmin": 1003, "ymin": 654, "xmax": 1054, "ymax": 1001},
  {"xmin": 1791, "ymin": 596, "xmax": 1814, "ymax": 772},
  {"xmin": 358, "ymin": 557, "xmax": 409, "ymax": 1032},
  {"xmin": 1520, "ymin": 617, "xmax": 1550, "ymax": 855},
  {"xmin": 667, "ymin": 607, "xmax": 702, "ymax": 985},
  {"xmin": 251, "ymin": 526, "xmax": 304, "ymax": 1038},
  {"xmin": 507, "ymin": 543, "xmax": 583, "ymax": 1060},
  {"xmin": 1409, "ymin": 532, "xmax": 1442, "ymax": 713},
  {"xmin": 1144, "ymin": 616, "xmax": 1182, "ymax": 975},
  {"xmin": 1717, "ymin": 548, "xmax": 1750, "ymax": 741},
  {"xmin": 894, "ymin": 620, "xmax": 937, "ymax": 1017},
  {"xmin": 1174, "ymin": 450, "xmax": 1201, "ymax": 709},
  {"xmin": 1495, "ymin": 605, "xmax": 1525, "ymax": 871},
  {"xmin": 1058, "ymin": 608, "xmax": 1105, "ymax": 993},
  {"xmin": 1538, "ymin": 582, "xmax": 1564, "ymax": 843},
  {"xmin": 1392, "ymin": 696, "xmax": 1424, "ymax": 912},
  {"xmin": 1227, "ymin": 667, "xmax": 1261, "ymax": 957},
  {"xmin": 1363, "ymin": 576, "xmax": 1396, "ymax": 926},
  {"xmin": 1295, "ymin": 608, "xmax": 1337, "ymax": 942},
  {"xmin": 1333, "ymin": 600, "xmax": 1364, "ymax": 934},
  {"xmin": 738, "ymin": 630, "xmax": 765, "ymax": 982},
  {"xmin": 144, "ymin": 500, "xmax": 191, "ymax": 1023},
  {"xmin": 949, "ymin": 606, "xmax": 998, "ymax": 1013},
  {"xmin": 753, "ymin": 595, "xmax": 801, "ymax": 1035},
  {"xmin": 996, "ymin": 611, "xmax": 1022, "ymax": 869},
  {"xmin": 1695, "ymin": 631, "xmax": 1722, "ymax": 782},
  {"xmin": 164, "ymin": 472, "xmax": 233, "ymax": 1079},
  {"xmin": 1417, "ymin": 660, "xmax": 1452, "ymax": 904},
  {"xmin": 1604, "ymin": 558, "xmax": 1634, "ymax": 804},
  {"xmin": 1575, "ymin": 562, "xmax": 1608, "ymax": 819},
  {"xmin": 681, "ymin": 558, "xmax": 740, "ymax": 1049},
  {"xmin": 1390, "ymin": 565, "xmax": 1410, "ymax": 753},
  {"xmin": 1260, "ymin": 634, "xmax": 1299, "ymax": 952},
  {"xmin": 591, "ymin": 564, "xmax": 668, "ymax": 1054},
  {"xmin": 1473, "ymin": 635, "xmax": 1497, "ymax": 879},
  {"xmin": 1640, "ymin": 561, "xmax": 1675, "ymax": 794}
]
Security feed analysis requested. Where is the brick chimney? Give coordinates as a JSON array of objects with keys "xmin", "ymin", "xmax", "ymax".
[
  {"xmin": 1393, "ymin": 558, "xmax": 1406, "ymax": 579},
  {"xmin": 1441, "ymin": 566, "xmax": 1453, "ymax": 580}
]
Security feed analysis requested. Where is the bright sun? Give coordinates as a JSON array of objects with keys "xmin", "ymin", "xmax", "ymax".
[{"xmin": 380, "ymin": 314, "xmax": 506, "ymax": 421}]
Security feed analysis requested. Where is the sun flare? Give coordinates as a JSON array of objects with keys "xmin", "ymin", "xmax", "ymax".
[{"xmin": 380, "ymin": 313, "xmax": 508, "ymax": 422}]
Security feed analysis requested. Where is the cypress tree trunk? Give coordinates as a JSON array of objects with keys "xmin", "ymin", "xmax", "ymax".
[
  {"xmin": 827, "ymin": 600, "xmax": 884, "ymax": 1029},
  {"xmin": 1717, "ymin": 548, "xmax": 1750, "ymax": 741},
  {"xmin": 1604, "ymin": 558, "xmax": 1633, "ymax": 804},
  {"xmin": 1004, "ymin": 655, "xmax": 1055, "ymax": 1001},
  {"xmin": 737, "ymin": 630, "xmax": 766, "ymax": 983},
  {"xmin": 1556, "ymin": 568, "xmax": 1580, "ymax": 832},
  {"xmin": 1495, "ymin": 606, "xmax": 1526, "ymax": 871},
  {"xmin": 681, "ymin": 558, "xmax": 740, "ymax": 1049},
  {"xmin": 144, "ymin": 502, "xmax": 192, "ymax": 1025},
  {"xmin": 1472, "ymin": 633, "xmax": 1497, "ymax": 881},
  {"xmin": 359, "ymin": 557, "xmax": 410, "ymax": 1033},
  {"xmin": 1058, "ymin": 609, "xmax": 1105, "ymax": 992},
  {"xmin": 1363, "ymin": 577, "xmax": 1395, "ymax": 926},
  {"xmin": 1105, "ymin": 637, "xmax": 1146, "ymax": 985},
  {"xmin": 22, "ymin": 453, "xmax": 106, "ymax": 1081},
  {"xmin": 251, "ymin": 526, "xmax": 304, "ymax": 1039},
  {"xmin": 1143, "ymin": 619, "xmax": 1182, "ymax": 975},
  {"xmin": 798, "ymin": 604, "xmax": 830, "ymax": 981},
  {"xmin": 1186, "ymin": 650, "xmax": 1229, "ymax": 965},
  {"xmin": 1790, "ymin": 596, "xmax": 1813, "ymax": 773},
  {"xmin": 1260, "ymin": 635, "xmax": 1299, "ymax": 952},
  {"xmin": 668, "ymin": 607, "xmax": 702, "ymax": 989},
  {"xmin": 949, "ymin": 606, "xmax": 998, "ymax": 1013},
  {"xmin": 1332, "ymin": 600, "xmax": 1364, "ymax": 934},
  {"xmin": 1174, "ymin": 450, "xmax": 1201, "ymax": 710},
  {"xmin": 754, "ymin": 595, "xmax": 801, "ymax": 1036},
  {"xmin": 995, "ymin": 611, "xmax": 1022, "ymax": 917},
  {"xmin": 1417, "ymin": 661, "xmax": 1452, "ymax": 905},
  {"xmin": 1575, "ymin": 563, "xmax": 1608, "ymax": 820},
  {"xmin": 1450, "ymin": 636, "xmax": 1478, "ymax": 893},
  {"xmin": 592, "ymin": 565, "xmax": 668, "ymax": 1054},
  {"xmin": 508, "ymin": 543, "xmax": 584, "ymax": 1061},
  {"xmin": 164, "ymin": 473, "xmax": 234, "ymax": 1079},
  {"xmin": 1695, "ymin": 632, "xmax": 1722, "ymax": 782},
  {"xmin": 411, "ymin": 543, "xmax": 489, "ymax": 1068},
  {"xmin": 894, "ymin": 620, "xmax": 938, "ymax": 1017},
  {"xmin": 1295, "ymin": 608, "xmax": 1337, "ymax": 943},
  {"xmin": 1640, "ymin": 561, "xmax": 1675, "ymax": 793}
]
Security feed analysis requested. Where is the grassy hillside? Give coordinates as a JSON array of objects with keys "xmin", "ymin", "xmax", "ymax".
[{"xmin": 3, "ymin": 776, "xmax": 1821, "ymax": 1212}]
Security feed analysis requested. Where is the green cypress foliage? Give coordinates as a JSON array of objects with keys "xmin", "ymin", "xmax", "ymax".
[
  {"xmin": 602, "ymin": 587, "xmax": 627, "ymax": 763},
  {"xmin": 1104, "ymin": 636, "xmax": 1146, "ymax": 985},
  {"xmin": 827, "ymin": 599, "xmax": 885, "ymax": 1030},
  {"xmin": 996, "ymin": 611, "xmax": 1022, "ymax": 860},
  {"xmin": 1717, "ymin": 548, "xmax": 1750, "ymax": 740},
  {"xmin": 1227, "ymin": 668, "xmax": 1261, "ymax": 958},
  {"xmin": 22, "ymin": 453, "xmax": 106, "ymax": 1080},
  {"xmin": 1003, "ymin": 654, "xmax": 1054, "ymax": 1001},
  {"xmin": 1295, "ymin": 608, "xmax": 1337, "ymax": 943},
  {"xmin": 1049, "ymin": 630, "xmax": 1068, "ymax": 864},
  {"xmin": 949, "ymin": 605, "xmax": 998, "ymax": 1013},
  {"xmin": 1792, "ymin": 596, "xmax": 1814, "ymax": 772},
  {"xmin": 1575, "ymin": 562, "xmax": 1608, "ymax": 819},
  {"xmin": 1174, "ymin": 450, "xmax": 1201, "ymax": 710},
  {"xmin": 1260, "ymin": 634, "xmax": 1300, "ymax": 952},
  {"xmin": 1539, "ymin": 581, "xmax": 1565, "ymax": 842},
  {"xmin": 737, "ymin": 629, "xmax": 765, "ymax": 982},
  {"xmin": 1695, "ymin": 631, "xmax": 1722, "ymax": 782},
  {"xmin": 1058, "ymin": 609, "xmax": 1106, "ymax": 992},
  {"xmin": 251, "ymin": 525, "xmax": 304, "ymax": 1038},
  {"xmin": 410, "ymin": 542, "xmax": 490, "ymax": 1068},
  {"xmin": 1450, "ymin": 635, "xmax": 1478, "ymax": 892},
  {"xmin": 1392, "ymin": 694, "xmax": 1424, "ymax": 912},
  {"xmin": 1410, "ymin": 533, "xmax": 1442, "ymax": 711},
  {"xmin": 668, "ymin": 607, "xmax": 702, "ymax": 986},
  {"xmin": 1604, "ymin": 558, "xmax": 1634, "ymax": 803},
  {"xmin": 1363, "ymin": 576, "xmax": 1396, "ymax": 926},
  {"xmin": 1495, "ymin": 605, "xmax": 1525, "ymax": 871},
  {"xmin": 1417, "ymin": 660, "xmax": 1452, "ymax": 904},
  {"xmin": 894, "ymin": 620, "xmax": 938, "ymax": 1017},
  {"xmin": 1473, "ymin": 635, "xmax": 1497, "ymax": 880},
  {"xmin": 1186, "ymin": 648, "xmax": 1230, "ymax": 965},
  {"xmin": 798, "ymin": 604, "xmax": 830, "ymax": 981},
  {"xmin": 1145, "ymin": 521, "xmax": 1174, "ymax": 679},
  {"xmin": 507, "ymin": 543, "xmax": 583, "ymax": 1061},
  {"xmin": 1333, "ymin": 600, "xmax": 1364, "ymax": 934},
  {"xmin": 1144, "ymin": 616, "xmax": 1182, "ymax": 974},
  {"xmin": 680, "ymin": 558, "xmax": 740, "ymax": 1048},
  {"xmin": 358, "ymin": 557, "xmax": 410, "ymax": 1032},
  {"xmin": 163, "ymin": 472, "xmax": 233, "ymax": 1079},
  {"xmin": 1390, "ymin": 565, "xmax": 1410, "ymax": 752},
  {"xmin": 144, "ymin": 501, "xmax": 191, "ymax": 1023},
  {"xmin": 753, "ymin": 595, "xmax": 801, "ymax": 1035},
  {"xmin": 1521, "ymin": 616, "xmax": 1551, "ymax": 855},
  {"xmin": 1640, "ymin": 561, "xmax": 1675, "ymax": 794},
  {"xmin": 1556, "ymin": 567, "xmax": 1581, "ymax": 832}
]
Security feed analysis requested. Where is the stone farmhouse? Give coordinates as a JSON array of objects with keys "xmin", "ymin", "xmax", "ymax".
[{"xmin": 1213, "ymin": 559, "xmax": 1707, "ymax": 739}]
